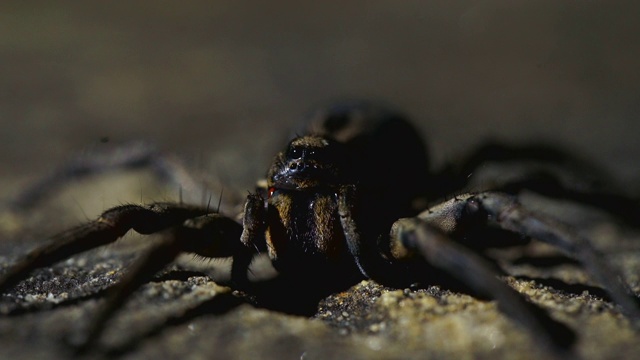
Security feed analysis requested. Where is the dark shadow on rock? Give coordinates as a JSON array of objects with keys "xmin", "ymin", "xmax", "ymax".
[
  {"xmin": 104, "ymin": 292, "xmax": 246, "ymax": 358},
  {"xmin": 511, "ymin": 255, "xmax": 581, "ymax": 268},
  {"xmin": 150, "ymin": 270, "xmax": 211, "ymax": 283}
]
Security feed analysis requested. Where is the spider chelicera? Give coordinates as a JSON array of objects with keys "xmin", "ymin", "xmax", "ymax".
[{"xmin": 0, "ymin": 102, "xmax": 638, "ymax": 356}]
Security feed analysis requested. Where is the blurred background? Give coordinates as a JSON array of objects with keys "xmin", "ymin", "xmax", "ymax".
[{"xmin": 1, "ymin": 0, "xmax": 639, "ymax": 208}]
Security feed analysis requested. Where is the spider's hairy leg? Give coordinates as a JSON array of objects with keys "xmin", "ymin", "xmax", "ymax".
[
  {"xmin": 336, "ymin": 185, "xmax": 392, "ymax": 280},
  {"xmin": 236, "ymin": 193, "xmax": 267, "ymax": 286},
  {"xmin": 471, "ymin": 192, "xmax": 640, "ymax": 323},
  {"xmin": 390, "ymin": 217, "xmax": 576, "ymax": 354},
  {"xmin": 71, "ymin": 212, "xmax": 244, "ymax": 353},
  {"xmin": 0, "ymin": 202, "xmax": 211, "ymax": 294},
  {"xmin": 337, "ymin": 188, "xmax": 575, "ymax": 354}
]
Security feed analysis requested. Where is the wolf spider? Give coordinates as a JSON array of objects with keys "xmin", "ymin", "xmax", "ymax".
[{"xmin": 1, "ymin": 102, "xmax": 639, "ymax": 356}]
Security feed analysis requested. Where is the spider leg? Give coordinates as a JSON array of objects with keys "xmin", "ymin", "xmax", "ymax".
[
  {"xmin": 393, "ymin": 217, "xmax": 577, "ymax": 353},
  {"xmin": 337, "ymin": 185, "xmax": 390, "ymax": 279},
  {"xmin": 4, "ymin": 141, "xmax": 211, "ymax": 213},
  {"xmin": 70, "ymin": 232, "xmax": 188, "ymax": 352},
  {"xmin": 70, "ymin": 213, "xmax": 244, "ymax": 353},
  {"xmin": 469, "ymin": 191, "xmax": 640, "ymax": 323},
  {"xmin": 440, "ymin": 141, "xmax": 640, "ymax": 227},
  {"xmin": 489, "ymin": 172, "xmax": 640, "ymax": 228},
  {"xmin": 337, "ymin": 188, "xmax": 575, "ymax": 354},
  {"xmin": 0, "ymin": 202, "xmax": 211, "ymax": 294}
]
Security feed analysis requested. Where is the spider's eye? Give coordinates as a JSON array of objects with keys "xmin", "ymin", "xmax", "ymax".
[{"xmin": 288, "ymin": 147, "xmax": 302, "ymax": 159}]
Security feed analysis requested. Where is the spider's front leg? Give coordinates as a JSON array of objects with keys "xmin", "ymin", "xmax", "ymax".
[
  {"xmin": 389, "ymin": 216, "xmax": 577, "ymax": 354},
  {"xmin": 391, "ymin": 192, "xmax": 640, "ymax": 351},
  {"xmin": 69, "ymin": 211, "xmax": 246, "ymax": 353},
  {"xmin": 0, "ymin": 202, "xmax": 249, "ymax": 353},
  {"xmin": 0, "ymin": 202, "xmax": 211, "ymax": 294},
  {"xmin": 338, "ymin": 188, "xmax": 575, "ymax": 354}
]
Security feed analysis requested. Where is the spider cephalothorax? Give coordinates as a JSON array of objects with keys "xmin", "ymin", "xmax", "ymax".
[{"xmin": 268, "ymin": 135, "xmax": 348, "ymax": 191}]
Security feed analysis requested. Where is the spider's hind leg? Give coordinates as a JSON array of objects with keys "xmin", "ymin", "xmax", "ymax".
[
  {"xmin": 4, "ymin": 141, "xmax": 214, "ymax": 215},
  {"xmin": 445, "ymin": 141, "xmax": 640, "ymax": 227}
]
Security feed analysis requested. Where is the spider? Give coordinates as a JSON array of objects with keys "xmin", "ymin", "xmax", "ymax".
[{"xmin": 0, "ymin": 102, "xmax": 639, "ymax": 357}]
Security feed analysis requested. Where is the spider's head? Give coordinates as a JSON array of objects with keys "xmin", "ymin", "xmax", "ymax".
[{"xmin": 267, "ymin": 135, "xmax": 348, "ymax": 191}]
